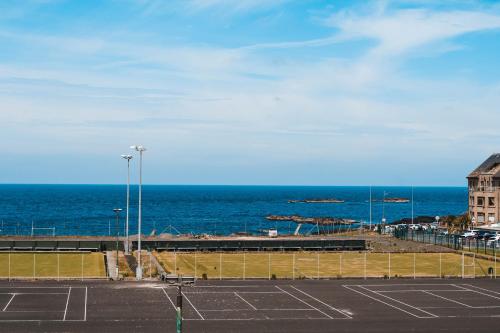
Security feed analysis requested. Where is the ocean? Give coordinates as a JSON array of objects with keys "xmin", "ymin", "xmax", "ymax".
[{"xmin": 0, "ymin": 185, "xmax": 467, "ymax": 237}]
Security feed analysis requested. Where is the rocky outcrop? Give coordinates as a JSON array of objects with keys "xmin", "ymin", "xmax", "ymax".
[
  {"xmin": 266, "ymin": 215, "xmax": 356, "ymax": 225},
  {"xmin": 288, "ymin": 198, "xmax": 345, "ymax": 203}
]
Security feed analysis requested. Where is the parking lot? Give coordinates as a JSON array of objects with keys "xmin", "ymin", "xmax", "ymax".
[{"xmin": 1, "ymin": 279, "xmax": 500, "ymax": 332}]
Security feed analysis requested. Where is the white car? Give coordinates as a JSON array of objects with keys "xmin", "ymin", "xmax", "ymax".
[
  {"xmin": 408, "ymin": 224, "xmax": 420, "ymax": 230},
  {"xmin": 461, "ymin": 231, "xmax": 477, "ymax": 238},
  {"xmin": 487, "ymin": 235, "xmax": 500, "ymax": 246}
]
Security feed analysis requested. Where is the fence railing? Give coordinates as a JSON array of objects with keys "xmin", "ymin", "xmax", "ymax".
[
  {"xmin": 154, "ymin": 251, "xmax": 497, "ymax": 280},
  {"xmin": 394, "ymin": 229, "xmax": 500, "ymax": 256},
  {"xmin": 0, "ymin": 252, "xmax": 107, "ymax": 280}
]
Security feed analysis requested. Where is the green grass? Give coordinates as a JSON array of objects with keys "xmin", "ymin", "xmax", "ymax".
[
  {"xmin": 154, "ymin": 251, "xmax": 498, "ymax": 279},
  {"xmin": 0, "ymin": 252, "xmax": 106, "ymax": 279}
]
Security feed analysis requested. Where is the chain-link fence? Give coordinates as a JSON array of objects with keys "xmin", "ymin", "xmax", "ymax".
[
  {"xmin": 394, "ymin": 229, "xmax": 500, "ymax": 256},
  {"xmin": 0, "ymin": 252, "xmax": 106, "ymax": 280},
  {"xmin": 154, "ymin": 251, "xmax": 497, "ymax": 280}
]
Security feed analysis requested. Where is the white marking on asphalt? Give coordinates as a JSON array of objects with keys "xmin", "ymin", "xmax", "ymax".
[
  {"xmin": 234, "ymin": 292, "xmax": 257, "ymax": 310},
  {"xmin": 182, "ymin": 292, "xmax": 205, "ymax": 320},
  {"xmin": 358, "ymin": 285, "xmax": 438, "ymax": 318},
  {"xmin": 343, "ymin": 285, "xmax": 435, "ymax": 319},
  {"xmin": 289, "ymin": 285, "xmax": 352, "ymax": 319},
  {"xmin": 274, "ymin": 286, "xmax": 333, "ymax": 319},
  {"xmin": 2, "ymin": 294, "xmax": 15, "ymax": 312},
  {"xmin": 63, "ymin": 287, "xmax": 71, "ymax": 321}
]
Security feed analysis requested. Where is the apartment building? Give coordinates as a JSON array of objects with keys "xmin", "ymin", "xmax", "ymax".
[{"xmin": 467, "ymin": 153, "xmax": 500, "ymax": 225}]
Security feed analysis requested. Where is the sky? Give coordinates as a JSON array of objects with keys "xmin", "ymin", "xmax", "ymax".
[{"xmin": 0, "ymin": 0, "xmax": 499, "ymax": 186}]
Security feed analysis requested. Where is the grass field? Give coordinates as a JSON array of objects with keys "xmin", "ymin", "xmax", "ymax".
[
  {"xmin": 0, "ymin": 252, "xmax": 106, "ymax": 279},
  {"xmin": 154, "ymin": 251, "xmax": 497, "ymax": 279}
]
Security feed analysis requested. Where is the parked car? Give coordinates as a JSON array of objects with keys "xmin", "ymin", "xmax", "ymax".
[
  {"xmin": 487, "ymin": 235, "xmax": 500, "ymax": 246},
  {"xmin": 408, "ymin": 224, "xmax": 420, "ymax": 230},
  {"xmin": 461, "ymin": 231, "xmax": 477, "ymax": 238}
]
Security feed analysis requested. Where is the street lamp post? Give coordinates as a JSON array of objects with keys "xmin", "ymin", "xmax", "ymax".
[
  {"xmin": 121, "ymin": 155, "xmax": 133, "ymax": 254},
  {"xmin": 113, "ymin": 208, "xmax": 122, "ymax": 279},
  {"xmin": 131, "ymin": 145, "xmax": 146, "ymax": 280}
]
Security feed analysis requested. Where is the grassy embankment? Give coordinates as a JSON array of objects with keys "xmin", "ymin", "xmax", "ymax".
[
  {"xmin": 0, "ymin": 252, "xmax": 106, "ymax": 279},
  {"xmin": 154, "ymin": 251, "xmax": 496, "ymax": 279}
]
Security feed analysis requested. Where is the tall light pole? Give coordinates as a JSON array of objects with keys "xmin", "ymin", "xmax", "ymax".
[
  {"xmin": 130, "ymin": 145, "xmax": 146, "ymax": 280},
  {"xmin": 369, "ymin": 186, "xmax": 372, "ymax": 231},
  {"xmin": 113, "ymin": 208, "xmax": 122, "ymax": 279},
  {"xmin": 121, "ymin": 154, "xmax": 133, "ymax": 254}
]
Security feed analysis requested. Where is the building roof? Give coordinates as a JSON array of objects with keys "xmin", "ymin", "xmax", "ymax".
[{"xmin": 467, "ymin": 153, "xmax": 500, "ymax": 178}]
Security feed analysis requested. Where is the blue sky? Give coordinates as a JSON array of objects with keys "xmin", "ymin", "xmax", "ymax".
[{"xmin": 1, "ymin": 0, "xmax": 499, "ymax": 185}]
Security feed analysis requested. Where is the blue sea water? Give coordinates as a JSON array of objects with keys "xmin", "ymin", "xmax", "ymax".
[{"xmin": 0, "ymin": 185, "xmax": 467, "ymax": 236}]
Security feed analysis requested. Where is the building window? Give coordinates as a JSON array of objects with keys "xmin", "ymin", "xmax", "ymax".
[
  {"xmin": 478, "ymin": 213, "xmax": 485, "ymax": 223},
  {"xmin": 488, "ymin": 197, "xmax": 495, "ymax": 207},
  {"xmin": 470, "ymin": 196, "xmax": 475, "ymax": 206},
  {"xmin": 488, "ymin": 214, "xmax": 496, "ymax": 224},
  {"xmin": 477, "ymin": 197, "xmax": 484, "ymax": 206}
]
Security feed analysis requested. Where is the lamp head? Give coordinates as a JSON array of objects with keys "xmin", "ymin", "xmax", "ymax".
[
  {"xmin": 131, "ymin": 145, "xmax": 146, "ymax": 152},
  {"xmin": 113, "ymin": 208, "xmax": 123, "ymax": 213},
  {"xmin": 121, "ymin": 154, "xmax": 133, "ymax": 160}
]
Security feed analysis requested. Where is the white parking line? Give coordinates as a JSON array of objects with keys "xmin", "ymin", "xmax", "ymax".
[
  {"xmin": 460, "ymin": 284, "xmax": 500, "ymax": 301},
  {"xmin": 2, "ymin": 294, "xmax": 15, "ymax": 312},
  {"xmin": 161, "ymin": 288, "xmax": 176, "ymax": 309},
  {"xmin": 343, "ymin": 285, "xmax": 436, "ymax": 319},
  {"xmin": 358, "ymin": 286, "xmax": 438, "ymax": 318},
  {"xmin": 182, "ymin": 292, "xmax": 205, "ymax": 320},
  {"xmin": 421, "ymin": 290, "xmax": 472, "ymax": 308},
  {"xmin": 289, "ymin": 285, "xmax": 352, "ymax": 319},
  {"xmin": 234, "ymin": 292, "xmax": 257, "ymax": 310},
  {"xmin": 274, "ymin": 286, "xmax": 333, "ymax": 319},
  {"xmin": 63, "ymin": 287, "xmax": 71, "ymax": 321},
  {"xmin": 84, "ymin": 287, "xmax": 88, "ymax": 322}
]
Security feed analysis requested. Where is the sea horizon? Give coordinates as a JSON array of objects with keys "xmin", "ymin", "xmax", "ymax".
[{"xmin": 0, "ymin": 184, "xmax": 468, "ymax": 237}]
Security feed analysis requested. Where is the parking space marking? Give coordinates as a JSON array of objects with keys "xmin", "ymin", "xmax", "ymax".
[
  {"xmin": 63, "ymin": 287, "xmax": 71, "ymax": 321},
  {"xmin": 343, "ymin": 285, "xmax": 433, "ymax": 319},
  {"xmin": 234, "ymin": 292, "xmax": 257, "ymax": 310},
  {"xmin": 2, "ymin": 294, "xmax": 15, "ymax": 312},
  {"xmin": 421, "ymin": 290, "xmax": 472, "ymax": 308},
  {"xmin": 182, "ymin": 292, "xmax": 205, "ymax": 320},
  {"xmin": 289, "ymin": 285, "xmax": 352, "ymax": 319},
  {"xmin": 274, "ymin": 286, "xmax": 333, "ymax": 319}
]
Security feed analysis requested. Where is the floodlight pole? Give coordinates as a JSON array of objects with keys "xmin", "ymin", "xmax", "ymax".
[
  {"xmin": 121, "ymin": 155, "xmax": 133, "ymax": 254},
  {"xmin": 369, "ymin": 186, "xmax": 372, "ymax": 231},
  {"xmin": 131, "ymin": 145, "xmax": 146, "ymax": 280}
]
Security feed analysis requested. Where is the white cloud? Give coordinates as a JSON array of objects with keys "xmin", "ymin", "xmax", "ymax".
[{"xmin": 326, "ymin": 6, "xmax": 500, "ymax": 56}]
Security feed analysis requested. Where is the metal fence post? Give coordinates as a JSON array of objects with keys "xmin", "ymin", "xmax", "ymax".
[
  {"xmin": 33, "ymin": 253, "xmax": 36, "ymax": 280},
  {"xmin": 268, "ymin": 253, "xmax": 271, "ymax": 280},
  {"xmin": 243, "ymin": 252, "xmax": 246, "ymax": 280},
  {"xmin": 194, "ymin": 252, "xmax": 197, "ymax": 279},
  {"xmin": 57, "ymin": 253, "xmax": 60, "ymax": 281},
  {"xmin": 8, "ymin": 252, "xmax": 11, "ymax": 281},
  {"xmin": 495, "ymin": 251, "xmax": 497, "ymax": 279},
  {"xmin": 219, "ymin": 253, "xmax": 222, "ymax": 280},
  {"xmin": 317, "ymin": 252, "xmax": 320, "ymax": 280},
  {"xmin": 364, "ymin": 252, "xmax": 367, "ymax": 279},
  {"xmin": 292, "ymin": 253, "xmax": 295, "ymax": 280},
  {"xmin": 149, "ymin": 253, "xmax": 152, "ymax": 279},
  {"xmin": 339, "ymin": 253, "xmax": 342, "ymax": 277},
  {"xmin": 413, "ymin": 253, "xmax": 416, "ymax": 279},
  {"xmin": 439, "ymin": 252, "xmax": 442, "ymax": 278},
  {"xmin": 81, "ymin": 253, "xmax": 84, "ymax": 281},
  {"xmin": 174, "ymin": 251, "xmax": 177, "ymax": 274},
  {"xmin": 461, "ymin": 253, "xmax": 464, "ymax": 279},
  {"xmin": 388, "ymin": 253, "xmax": 391, "ymax": 279}
]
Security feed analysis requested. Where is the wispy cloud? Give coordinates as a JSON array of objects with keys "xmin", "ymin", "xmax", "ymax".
[{"xmin": 325, "ymin": 4, "xmax": 500, "ymax": 56}]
